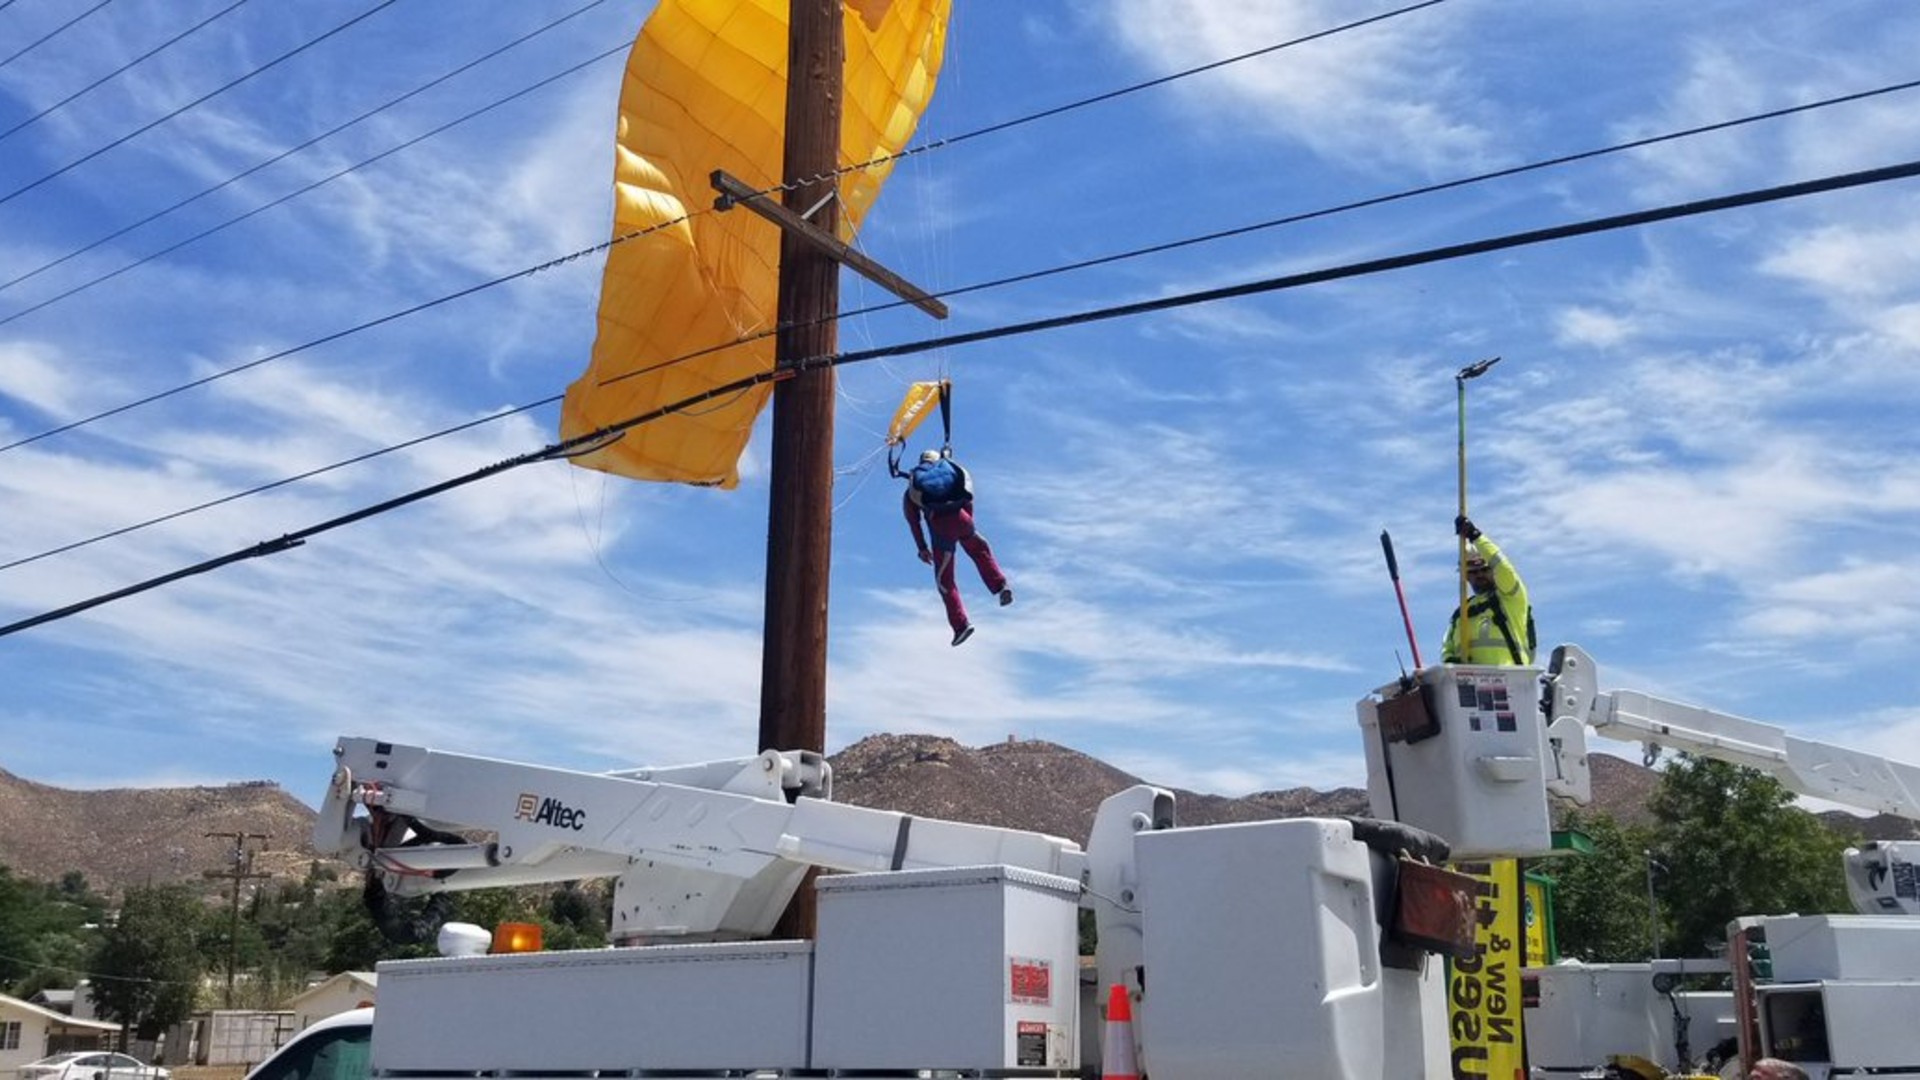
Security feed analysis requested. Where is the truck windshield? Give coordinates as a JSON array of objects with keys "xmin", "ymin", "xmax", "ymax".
[{"xmin": 251, "ymin": 1025, "xmax": 372, "ymax": 1080}]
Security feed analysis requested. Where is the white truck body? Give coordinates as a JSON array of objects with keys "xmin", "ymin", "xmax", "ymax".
[
  {"xmin": 300, "ymin": 724, "xmax": 1481, "ymax": 1078},
  {"xmin": 244, "ymin": 643, "xmax": 1917, "ymax": 1079},
  {"xmin": 1521, "ymin": 960, "xmax": 1735, "ymax": 1078},
  {"xmin": 263, "ymin": 823, "xmax": 1453, "ymax": 1078}
]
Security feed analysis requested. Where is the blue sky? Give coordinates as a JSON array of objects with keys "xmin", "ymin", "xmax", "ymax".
[{"xmin": 2, "ymin": 1, "xmax": 1917, "ymax": 813}]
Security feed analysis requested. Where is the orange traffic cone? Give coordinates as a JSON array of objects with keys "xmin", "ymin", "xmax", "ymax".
[{"xmin": 1101, "ymin": 983, "xmax": 1141, "ymax": 1080}]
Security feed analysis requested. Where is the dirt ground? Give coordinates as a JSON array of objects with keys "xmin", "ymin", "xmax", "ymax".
[{"xmin": 172, "ymin": 1067, "xmax": 248, "ymax": 1080}]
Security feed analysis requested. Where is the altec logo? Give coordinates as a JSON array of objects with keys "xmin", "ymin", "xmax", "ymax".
[{"xmin": 514, "ymin": 792, "xmax": 587, "ymax": 830}]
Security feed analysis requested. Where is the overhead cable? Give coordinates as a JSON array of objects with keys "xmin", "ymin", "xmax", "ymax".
[
  {"xmin": 0, "ymin": 192, "xmax": 663, "ymax": 456},
  {"xmin": 0, "ymin": 0, "xmax": 1445, "ymax": 430},
  {"xmin": 0, "ymin": 0, "xmax": 402, "ymax": 208},
  {"xmin": 0, "ymin": 37, "xmax": 632, "ymax": 333},
  {"xmin": 588, "ymin": 73, "xmax": 1920, "ymax": 392},
  {"xmin": 10, "ymin": 82, "xmax": 1920, "ymax": 564},
  {"xmin": 0, "ymin": 399, "xmax": 557, "ymax": 574},
  {"xmin": 0, "ymin": 0, "xmax": 253, "ymax": 145},
  {"xmin": 925, "ymin": 0, "xmax": 1448, "ymax": 154},
  {"xmin": 0, "ymin": 0, "xmax": 614, "ymax": 294},
  {"xmin": 4, "ymin": 154, "xmax": 1916, "ymax": 638},
  {"xmin": 0, "ymin": 0, "xmax": 113, "ymax": 71}
]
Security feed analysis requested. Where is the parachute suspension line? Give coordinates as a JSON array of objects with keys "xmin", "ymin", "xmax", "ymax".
[{"xmin": 832, "ymin": 443, "xmax": 893, "ymax": 514}]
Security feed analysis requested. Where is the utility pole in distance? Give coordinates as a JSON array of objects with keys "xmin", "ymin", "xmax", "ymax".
[{"xmin": 204, "ymin": 831, "xmax": 271, "ymax": 1008}]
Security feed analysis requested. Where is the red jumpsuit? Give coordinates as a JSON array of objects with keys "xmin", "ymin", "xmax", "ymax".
[{"xmin": 903, "ymin": 465, "xmax": 1008, "ymax": 637}]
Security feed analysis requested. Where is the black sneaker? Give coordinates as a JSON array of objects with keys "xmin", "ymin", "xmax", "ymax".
[
  {"xmin": 998, "ymin": 587, "xmax": 1014, "ymax": 607},
  {"xmin": 951, "ymin": 624, "xmax": 975, "ymax": 647}
]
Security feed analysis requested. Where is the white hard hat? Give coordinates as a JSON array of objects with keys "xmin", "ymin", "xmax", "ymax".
[{"xmin": 919, "ymin": 449, "xmax": 942, "ymax": 464}]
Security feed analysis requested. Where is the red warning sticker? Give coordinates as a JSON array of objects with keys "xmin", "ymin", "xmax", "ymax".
[{"xmin": 1009, "ymin": 956, "xmax": 1052, "ymax": 1005}]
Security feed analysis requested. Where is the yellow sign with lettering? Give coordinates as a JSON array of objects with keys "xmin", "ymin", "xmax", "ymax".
[{"xmin": 1446, "ymin": 859, "xmax": 1526, "ymax": 1079}]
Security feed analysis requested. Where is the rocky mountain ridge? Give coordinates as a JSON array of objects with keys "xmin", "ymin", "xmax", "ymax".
[{"xmin": 2, "ymin": 736, "xmax": 1905, "ymax": 897}]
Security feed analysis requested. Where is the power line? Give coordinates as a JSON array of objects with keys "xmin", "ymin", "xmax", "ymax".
[
  {"xmin": 584, "ymin": 73, "xmax": 1920, "ymax": 395},
  {"xmin": 0, "ymin": 35, "xmax": 632, "ymax": 331},
  {"xmin": 816, "ymin": 75, "xmax": 1920, "ymax": 329},
  {"xmin": 0, "ymin": 0, "xmax": 114, "ymax": 72},
  {"xmin": 9, "ymin": 81, "xmax": 1919, "ymax": 569},
  {"xmin": 0, "ymin": 0, "xmax": 1444, "ymax": 431},
  {"xmin": 0, "ymin": 399, "xmax": 556, "ymax": 573},
  {"xmin": 0, "ymin": 0, "xmax": 402, "ymax": 208},
  {"xmin": 0, "ymin": 0, "xmax": 615, "ymax": 294},
  {"xmin": 0, "ymin": 194, "xmax": 673, "ymax": 457},
  {"xmin": 5, "ymin": 154, "xmax": 1915, "ymax": 639},
  {"xmin": 927, "ymin": 0, "xmax": 1449, "ymax": 154},
  {"xmin": 0, "ymin": 0, "xmax": 253, "ymax": 145},
  {"xmin": 0, "ymin": 950, "xmax": 202, "ymax": 988}
]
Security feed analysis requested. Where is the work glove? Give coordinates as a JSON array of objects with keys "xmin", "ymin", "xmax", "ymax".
[
  {"xmin": 918, "ymin": 548, "xmax": 934, "ymax": 565},
  {"xmin": 1455, "ymin": 515, "xmax": 1481, "ymax": 541}
]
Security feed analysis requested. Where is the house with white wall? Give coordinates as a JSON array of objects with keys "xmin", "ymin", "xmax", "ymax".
[
  {"xmin": 1, "ymin": 992, "xmax": 120, "ymax": 1071},
  {"xmin": 286, "ymin": 973, "xmax": 376, "ymax": 1030}
]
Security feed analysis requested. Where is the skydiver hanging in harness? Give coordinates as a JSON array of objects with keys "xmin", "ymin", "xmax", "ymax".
[
  {"xmin": 885, "ymin": 380, "xmax": 1014, "ymax": 646},
  {"xmin": 902, "ymin": 449, "xmax": 1012, "ymax": 647}
]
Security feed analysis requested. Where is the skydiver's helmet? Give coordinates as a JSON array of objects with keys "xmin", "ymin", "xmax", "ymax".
[{"xmin": 919, "ymin": 449, "xmax": 942, "ymax": 464}]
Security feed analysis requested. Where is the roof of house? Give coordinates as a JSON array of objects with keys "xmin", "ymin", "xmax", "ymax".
[
  {"xmin": 0, "ymin": 993, "xmax": 119, "ymax": 1032},
  {"xmin": 286, "ymin": 972, "xmax": 377, "ymax": 1008}
]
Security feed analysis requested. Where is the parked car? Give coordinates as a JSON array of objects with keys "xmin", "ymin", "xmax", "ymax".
[{"xmin": 18, "ymin": 1052, "xmax": 170, "ymax": 1080}]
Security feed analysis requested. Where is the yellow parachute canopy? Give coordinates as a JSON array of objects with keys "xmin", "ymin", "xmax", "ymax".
[
  {"xmin": 559, "ymin": 0, "xmax": 951, "ymax": 489},
  {"xmin": 885, "ymin": 379, "xmax": 948, "ymax": 446}
]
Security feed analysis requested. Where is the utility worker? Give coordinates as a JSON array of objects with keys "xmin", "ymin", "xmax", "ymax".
[
  {"xmin": 903, "ymin": 449, "xmax": 1012, "ymax": 646},
  {"xmin": 1441, "ymin": 515, "xmax": 1534, "ymax": 665}
]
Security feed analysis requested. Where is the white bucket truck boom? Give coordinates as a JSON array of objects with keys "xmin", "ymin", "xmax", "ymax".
[
  {"xmin": 1516, "ymin": 644, "xmax": 1920, "ymax": 1078},
  {"xmin": 289, "ymin": 734, "xmax": 1483, "ymax": 1079}
]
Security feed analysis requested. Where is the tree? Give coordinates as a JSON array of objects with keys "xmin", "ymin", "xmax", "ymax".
[
  {"xmin": 322, "ymin": 886, "xmax": 410, "ymax": 973},
  {"xmin": 543, "ymin": 884, "xmax": 608, "ymax": 951},
  {"xmin": 90, "ymin": 885, "xmax": 205, "ymax": 1042},
  {"xmin": 1539, "ymin": 810, "xmax": 1661, "ymax": 962},
  {"xmin": 0, "ymin": 864, "xmax": 102, "ymax": 998},
  {"xmin": 1647, "ymin": 755, "xmax": 1854, "ymax": 956}
]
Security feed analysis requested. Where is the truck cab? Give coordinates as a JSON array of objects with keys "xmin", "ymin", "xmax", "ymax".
[{"xmin": 241, "ymin": 1008, "xmax": 370, "ymax": 1080}]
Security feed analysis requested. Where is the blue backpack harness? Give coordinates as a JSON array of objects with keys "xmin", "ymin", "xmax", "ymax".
[{"xmin": 909, "ymin": 458, "xmax": 970, "ymax": 514}]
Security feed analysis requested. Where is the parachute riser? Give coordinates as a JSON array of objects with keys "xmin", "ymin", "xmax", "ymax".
[{"xmin": 885, "ymin": 379, "xmax": 954, "ymax": 475}]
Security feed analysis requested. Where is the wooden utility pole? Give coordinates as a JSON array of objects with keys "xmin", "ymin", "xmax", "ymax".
[
  {"xmin": 204, "ymin": 831, "xmax": 271, "ymax": 1008},
  {"xmin": 758, "ymin": 0, "xmax": 844, "ymax": 939}
]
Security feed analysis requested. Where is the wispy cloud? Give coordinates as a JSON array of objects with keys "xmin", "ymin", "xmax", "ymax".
[{"xmin": 1088, "ymin": 1, "xmax": 1496, "ymax": 176}]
